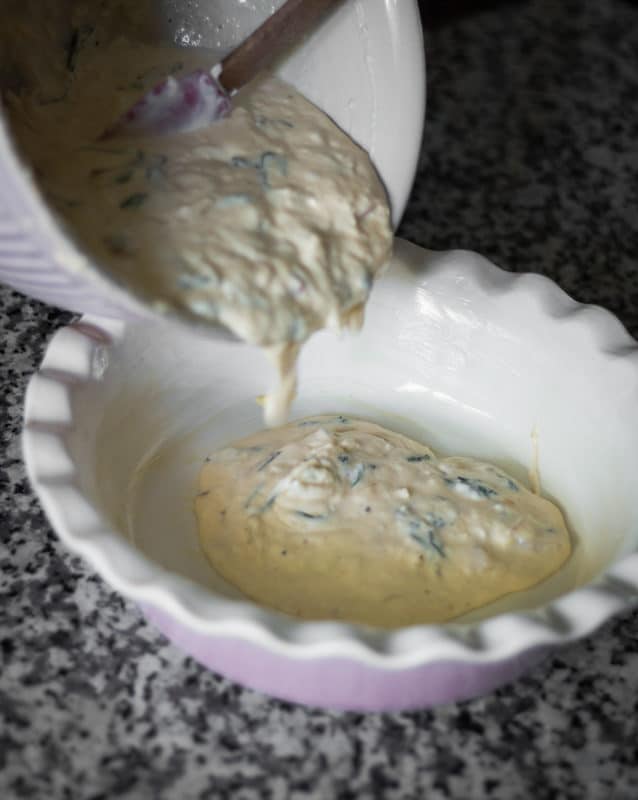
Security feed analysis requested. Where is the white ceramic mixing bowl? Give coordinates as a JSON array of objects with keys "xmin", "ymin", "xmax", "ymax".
[
  {"xmin": 23, "ymin": 239, "xmax": 638, "ymax": 710},
  {"xmin": 0, "ymin": 0, "xmax": 424, "ymax": 320}
]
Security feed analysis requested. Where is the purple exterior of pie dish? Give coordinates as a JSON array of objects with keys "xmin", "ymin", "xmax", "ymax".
[{"xmin": 143, "ymin": 604, "xmax": 549, "ymax": 710}]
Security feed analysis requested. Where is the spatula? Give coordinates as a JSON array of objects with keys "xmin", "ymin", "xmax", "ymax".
[{"xmin": 102, "ymin": 0, "xmax": 346, "ymax": 139}]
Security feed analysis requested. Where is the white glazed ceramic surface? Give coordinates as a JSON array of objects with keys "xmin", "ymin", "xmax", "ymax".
[
  {"xmin": 0, "ymin": 0, "xmax": 425, "ymax": 319},
  {"xmin": 23, "ymin": 239, "xmax": 638, "ymax": 710}
]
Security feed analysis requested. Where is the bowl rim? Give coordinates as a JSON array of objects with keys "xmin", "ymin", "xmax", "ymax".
[{"xmin": 22, "ymin": 238, "xmax": 638, "ymax": 669}]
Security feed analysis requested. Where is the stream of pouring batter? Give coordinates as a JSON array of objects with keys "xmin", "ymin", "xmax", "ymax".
[{"xmin": 4, "ymin": 13, "xmax": 393, "ymax": 423}]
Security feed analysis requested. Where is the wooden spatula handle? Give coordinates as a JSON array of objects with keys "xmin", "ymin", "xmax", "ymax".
[{"xmin": 220, "ymin": 0, "xmax": 346, "ymax": 92}]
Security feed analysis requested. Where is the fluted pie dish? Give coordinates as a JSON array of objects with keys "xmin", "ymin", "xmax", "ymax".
[{"xmin": 23, "ymin": 239, "xmax": 638, "ymax": 710}]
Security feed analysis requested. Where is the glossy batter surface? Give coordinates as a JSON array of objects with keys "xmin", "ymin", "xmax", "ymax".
[{"xmin": 196, "ymin": 415, "xmax": 572, "ymax": 627}]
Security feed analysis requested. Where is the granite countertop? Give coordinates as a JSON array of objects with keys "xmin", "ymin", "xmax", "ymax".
[{"xmin": 2, "ymin": 0, "xmax": 638, "ymax": 797}]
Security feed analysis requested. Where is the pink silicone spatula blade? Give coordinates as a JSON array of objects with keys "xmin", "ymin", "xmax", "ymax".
[{"xmin": 101, "ymin": 68, "xmax": 231, "ymax": 139}]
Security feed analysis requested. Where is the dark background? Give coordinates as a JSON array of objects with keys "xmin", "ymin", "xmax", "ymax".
[{"xmin": 420, "ymin": 0, "xmax": 517, "ymax": 27}]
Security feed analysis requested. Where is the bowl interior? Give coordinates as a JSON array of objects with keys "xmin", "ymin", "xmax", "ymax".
[
  {"xmin": 59, "ymin": 239, "xmax": 638, "ymax": 626},
  {"xmin": 0, "ymin": 0, "xmax": 423, "ymax": 227}
]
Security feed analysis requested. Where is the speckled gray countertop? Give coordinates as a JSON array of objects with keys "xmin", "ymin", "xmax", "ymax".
[{"xmin": 2, "ymin": 0, "xmax": 638, "ymax": 797}]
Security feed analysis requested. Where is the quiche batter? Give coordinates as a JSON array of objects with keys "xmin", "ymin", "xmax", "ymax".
[
  {"xmin": 3, "ymin": 11, "xmax": 392, "ymax": 423},
  {"xmin": 196, "ymin": 415, "xmax": 572, "ymax": 627}
]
